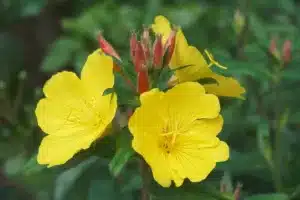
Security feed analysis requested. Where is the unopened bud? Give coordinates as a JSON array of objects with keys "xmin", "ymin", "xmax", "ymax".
[
  {"xmin": 137, "ymin": 70, "xmax": 149, "ymax": 94},
  {"xmin": 269, "ymin": 37, "xmax": 280, "ymax": 60},
  {"xmin": 130, "ymin": 32, "xmax": 138, "ymax": 62},
  {"xmin": 282, "ymin": 40, "xmax": 292, "ymax": 64},
  {"xmin": 164, "ymin": 29, "xmax": 176, "ymax": 66},
  {"xmin": 134, "ymin": 42, "xmax": 146, "ymax": 72},
  {"xmin": 142, "ymin": 27, "xmax": 151, "ymax": 62},
  {"xmin": 233, "ymin": 9, "xmax": 245, "ymax": 35},
  {"xmin": 233, "ymin": 183, "xmax": 242, "ymax": 200},
  {"xmin": 152, "ymin": 34, "xmax": 163, "ymax": 68},
  {"xmin": 97, "ymin": 33, "xmax": 121, "ymax": 61},
  {"xmin": 142, "ymin": 27, "xmax": 150, "ymax": 45}
]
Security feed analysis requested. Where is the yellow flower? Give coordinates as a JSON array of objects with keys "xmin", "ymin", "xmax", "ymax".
[
  {"xmin": 128, "ymin": 82, "xmax": 229, "ymax": 187},
  {"xmin": 35, "ymin": 49, "xmax": 117, "ymax": 167},
  {"xmin": 152, "ymin": 15, "xmax": 245, "ymax": 99}
]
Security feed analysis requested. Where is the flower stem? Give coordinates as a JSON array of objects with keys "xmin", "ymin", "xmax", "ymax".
[{"xmin": 140, "ymin": 159, "xmax": 150, "ymax": 200}]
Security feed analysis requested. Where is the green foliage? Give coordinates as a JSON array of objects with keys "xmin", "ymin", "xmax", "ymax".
[
  {"xmin": 41, "ymin": 37, "xmax": 82, "ymax": 72},
  {"xmin": 245, "ymin": 193, "xmax": 289, "ymax": 200},
  {"xmin": 2, "ymin": 0, "xmax": 300, "ymax": 199},
  {"xmin": 109, "ymin": 128, "xmax": 135, "ymax": 177}
]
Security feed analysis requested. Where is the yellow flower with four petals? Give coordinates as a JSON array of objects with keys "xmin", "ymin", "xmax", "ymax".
[
  {"xmin": 128, "ymin": 82, "xmax": 229, "ymax": 187},
  {"xmin": 35, "ymin": 49, "xmax": 117, "ymax": 167},
  {"xmin": 152, "ymin": 15, "xmax": 245, "ymax": 99}
]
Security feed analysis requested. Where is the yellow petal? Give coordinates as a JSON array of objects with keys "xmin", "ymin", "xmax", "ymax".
[
  {"xmin": 165, "ymin": 82, "xmax": 220, "ymax": 120},
  {"xmin": 81, "ymin": 49, "xmax": 114, "ymax": 95},
  {"xmin": 152, "ymin": 15, "xmax": 172, "ymax": 44},
  {"xmin": 43, "ymin": 71, "xmax": 83, "ymax": 99},
  {"xmin": 169, "ymin": 30, "xmax": 190, "ymax": 69},
  {"xmin": 204, "ymin": 74, "xmax": 246, "ymax": 99},
  {"xmin": 172, "ymin": 46, "xmax": 211, "ymax": 82},
  {"xmin": 37, "ymin": 132, "xmax": 97, "ymax": 167},
  {"xmin": 132, "ymin": 133, "xmax": 172, "ymax": 187},
  {"xmin": 199, "ymin": 141, "xmax": 229, "ymax": 162},
  {"xmin": 170, "ymin": 149, "xmax": 216, "ymax": 183},
  {"xmin": 191, "ymin": 115, "xmax": 224, "ymax": 137},
  {"xmin": 171, "ymin": 169, "xmax": 184, "ymax": 187},
  {"xmin": 129, "ymin": 89, "xmax": 165, "ymax": 136},
  {"xmin": 150, "ymin": 152, "xmax": 172, "ymax": 187},
  {"xmin": 35, "ymin": 98, "xmax": 83, "ymax": 136}
]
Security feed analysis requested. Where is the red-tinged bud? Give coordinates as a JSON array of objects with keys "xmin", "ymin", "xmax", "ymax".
[
  {"xmin": 269, "ymin": 37, "xmax": 277, "ymax": 54},
  {"xmin": 152, "ymin": 34, "xmax": 163, "ymax": 68},
  {"xmin": 142, "ymin": 27, "xmax": 151, "ymax": 62},
  {"xmin": 130, "ymin": 32, "xmax": 138, "ymax": 61},
  {"xmin": 98, "ymin": 33, "xmax": 121, "ymax": 61},
  {"xmin": 134, "ymin": 42, "xmax": 146, "ymax": 72},
  {"xmin": 164, "ymin": 29, "xmax": 176, "ymax": 65},
  {"xmin": 282, "ymin": 40, "xmax": 292, "ymax": 64},
  {"xmin": 142, "ymin": 27, "xmax": 150, "ymax": 45},
  {"xmin": 233, "ymin": 183, "xmax": 242, "ymax": 200},
  {"xmin": 137, "ymin": 70, "xmax": 149, "ymax": 94},
  {"xmin": 220, "ymin": 183, "xmax": 226, "ymax": 193},
  {"xmin": 269, "ymin": 36, "xmax": 280, "ymax": 60}
]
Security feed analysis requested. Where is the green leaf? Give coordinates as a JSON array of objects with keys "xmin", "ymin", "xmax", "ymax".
[
  {"xmin": 257, "ymin": 119, "xmax": 272, "ymax": 165},
  {"xmin": 88, "ymin": 179, "xmax": 116, "ymax": 200},
  {"xmin": 3, "ymin": 153, "xmax": 26, "ymax": 176},
  {"xmin": 120, "ymin": 171, "xmax": 142, "ymax": 193},
  {"xmin": 20, "ymin": 0, "xmax": 46, "ymax": 17},
  {"xmin": 249, "ymin": 14, "xmax": 269, "ymax": 48},
  {"xmin": 103, "ymin": 88, "xmax": 114, "ymax": 96},
  {"xmin": 114, "ymin": 73, "xmax": 137, "ymax": 107},
  {"xmin": 218, "ymin": 150, "xmax": 269, "ymax": 176},
  {"xmin": 151, "ymin": 183, "xmax": 233, "ymax": 200},
  {"xmin": 281, "ymin": 67, "xmax": 300, "ymax": 81},
  {"xmin": 109, "ymin": 128, "xmax": 135, "ymax": 177},
  {"xmin": 73, "ymin": 49, "xmax": 89, "ymax": 74},
  {"xmin": 245, "ymin": 193, "xmax": 289, "ymax": 200},
  {"xmin": 22, "ymin": 154, "xmax": 46, "ymax": 175},
  {"xmin": 155, "ymin": 67, "xmax": 174, "ymax": 91},
  {"xmin": 41, "ymin": 37, "xmax": 81, "ymax": 72},
  {"xmin": 54, "ymin": 156, "xmax": 98, "ymax": 200}
]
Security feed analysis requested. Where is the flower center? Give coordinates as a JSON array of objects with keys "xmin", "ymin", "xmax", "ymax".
[{"xmin": 159, "ymin": 125, "xmax": 180, "ymax": 154}]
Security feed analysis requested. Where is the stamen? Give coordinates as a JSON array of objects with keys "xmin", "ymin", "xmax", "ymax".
[{"xmin": 204, "ymin": 49, "xmax": 227, "ymax": 70}]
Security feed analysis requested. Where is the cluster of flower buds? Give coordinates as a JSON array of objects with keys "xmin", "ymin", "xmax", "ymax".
[
  {"xmin": 97, "ymin": 28, "xmax": 176, "ymax": 95},
  {"xmin": 269, "ymin": 37, "xmax": 292, "ymax": 66},
  {"xmin": 130, "ymin": 27, "xmax": 176, "ymax": 94}
]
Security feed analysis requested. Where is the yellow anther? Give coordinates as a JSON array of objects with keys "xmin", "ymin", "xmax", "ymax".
[{"xmin": 204, "ymin": 49, "xmax": 227, "ymax": 70}]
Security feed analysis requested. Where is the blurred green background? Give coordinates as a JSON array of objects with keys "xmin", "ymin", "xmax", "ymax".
[{"xmin": 1, "ymin": 0, "xmax": 300, "ymax": 199}]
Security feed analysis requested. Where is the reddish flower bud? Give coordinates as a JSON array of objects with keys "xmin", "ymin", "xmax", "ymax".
[
  {"xmin": 164, "ymin": 29, "xmax": 176, "ymax": 65},
  {"xmin": 142, "ymin": 27, "xmax": 151, "ymax": 62},
  {"xmin": 282, "ymin": 40, "xmax": 292, "ymax": 64},
  {"xmin": 137, "ymin": 70, "xmax": 149, "ymax": 94},
  {"xmin": 152, "ymin": 34, "xmax": 163, "ymax": 68},
  {"xmin": 130, "ymin": 32, "xmax": 138, "ymax": 61},
  {"xmin": 98, "ymin": 33, "xmax": 121, "ymax": 61},
  {"xmin": 269, "ymin": 37, "xmax": 277, "ymax": 54},
  {"xmin": 142, "ymin": 27, "xmax": 150, "ymax": 45},
  {"xmin": 233, "ymin": 183, "xmax": 242, "ymax": 200},
  {"xmin": 134, "ymin": 42, "xmax": 146, "ymax": 72},
  {"xmin": 269, "ymin": 36, "xmax": 280, "ymax": 60}
]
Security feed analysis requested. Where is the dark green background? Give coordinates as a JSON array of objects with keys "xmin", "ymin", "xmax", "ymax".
[{"xmin": 1, "ymin": 0, "xmax": 300, "ymax": 199}]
